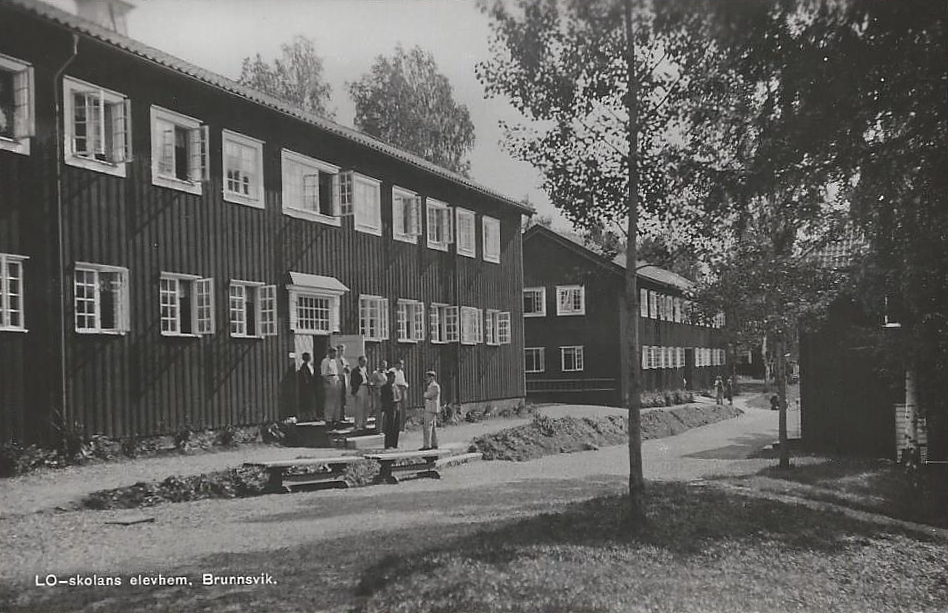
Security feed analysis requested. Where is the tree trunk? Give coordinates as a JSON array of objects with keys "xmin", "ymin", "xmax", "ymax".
[
  {"xmin": 624, "ymin": 0, "xmax": 646, "ymax": 527},
  {"xmin": 775, "ymin": 335, "xmax": 791, "ymax": 470}
]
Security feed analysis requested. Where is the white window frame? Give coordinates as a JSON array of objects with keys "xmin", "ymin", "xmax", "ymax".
[
  {"xmin": 397, "ymin": 299, "xmax": 425, "ymax": 343},
  {"xmin": 392, "ymin": 186, "xmax": 422, "ymax": 243},
  {"xmin": 560, "ymin": 346, "xmax": 584, "ymax": 372},
  {"xmin": 0, "ymin": 254, "xmax": 27, "ymax": 332},
  {"xmin": 0, "ymin": 53, "xmax": 35, "ymax": 155},
  {"xmin": 340, "ymin": 172, "xmax": 382, "ymax": 236},
  {"xmin": 460, "ymin": 306, "xmax": 483, "ymax": 345},
  {"xmin": 673, "ymin": 297, "xmax": 682, "ymax": 323},
  {"xmin": 497, "ymin": 311, "xmax": 511, "ymax": 345},
  {"xmin": 482, "ymin": 216, "xmax": 501, "ymax": 264},
  {"xmin": 485, "ymin": 309, "xmax": 499, "ymax": 346},
  {"xmin": 641, "ymin": 345, "xmax": 649, "ymax": 370},
  {"xmin": 455, "ymin": 207, "xmax": 476, "ymax": 258},
  {"xmin": 281, "ymin": 149, "xmax": 341, "ymax": 225},
  {"xmin": 359, "ymin": 294, "xmax": 389, "ymax": 341},
  {"xmin": 556, "ymin": 285, "xmax": 585, "ymax": 316},
  {"xmin": 74, "ymin": 262, "xmax": 129, "ymax": 335},
  {"xmin": 159, "ymin": 273, "xmax": 214, "ymax": 337},
  {"xmin": 649, "ymin": 291, "xmax": 658, "ymax": 319},
  {"xmin": 426, "ymin": 199, "xmax": 453, "ymax": 251},
  {"xmin": 150, "ymin": 106, "xmax": 208, "ymax": 195},
  {"xmin": 445, "ymin": 305, "xmax": 459, "ymax": 343},
  {"xmin": 639, "ymin": 288, "xmax": 649, "ymax": 318},
  {"xmin": 63, "ymin": 77, "xmax": 132, "ymax": 177},
  {"xmin": 222, "ymin": 129, "xmax": 265, "ymax": 208},
  {"xmin": 228, "ymin": 281, "xmax": 276, "ymax": 338},
  {"xmin": 523, "ymin": 287, "xmax": 546, "ymax": 318},
  {"xmin": 525, "ymin": 347, "xmax": 545, "ymax": 373}
]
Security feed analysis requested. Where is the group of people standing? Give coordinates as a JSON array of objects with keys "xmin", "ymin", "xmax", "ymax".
[
  {"xmin": 297, "ymin": 345, "xmax": 441, "ymax": 450},
  {"xmin": 714, "ymin": 375, "xmax": 736, "ymax": 406}
]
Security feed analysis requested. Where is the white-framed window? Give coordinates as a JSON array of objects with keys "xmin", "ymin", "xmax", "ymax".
[
  {"xmin": 359, "ymin": 295, "xmax": 389, "ymax": 341},
  {"xmin": 287, "ymin": 273, "xmax": 346, "ymax": 335},
  {"xmin": 339, "ymin": 172, "xmax": 382, "ymax": 236},
  {"xmin": 222, "ymin": 129, "xmax": 265, "ymax": 207},
  {"xmin": 525, "ymin": 347, "xmax": 545, "ymax": 373},
  {"xmin": 0, "ymin": 254, "xmax": 27, "ymax": 331},
  {"xmin": 482, "ymin": 216, "xmax": 501, "ymax": 263},
  {"xmin": 392, "ymin": 187, "xmax": 422, "ymax": 243},
  {"xmin": 658, "ymin": 346, "xmax": 666, "ymax": 369},
  {"xmin": 455, "ymin": 207, "xmax": 476, "ymax": 258},
  {"xmin": 673, "ymin": 297, "xmax": 682, "ymax": 323},
  {"xmin": 229, "ymin": 281, "xmax": 277, "ymax": 338},
  {"xmin": 485, "ymin": 309, "xmax": 499, "ymax": 345},
  {"xmin": 556, "ymin": 285, "xmax": 585, "ymax": 316},
  {"xmin": 560, "ymin": 346, "xmax": 584, "ymax": 372},
  {"xmin": 281, "ymin": 149, "xmax": 340, "ymax": 224},
  {"xmin": 649, "ymin": 291, "xmax": 658, "ymax": 319},
  {"xmin": 497, "ymin": 311, "xmax": 511, "ymax": 344},
  {"xmin": 445, "ymin": 305, "xmax": 459, "ymax": 342},
  {"xmin": 430, "ymin": 303, "xmax": 460, "ymax": 344},
  {"xmin": 682, "ymin": 300, "xmax": 693, "ymax": 325},
  {"xmin": 63, "ymin": 77, "xmax": 132, "ymax": 177},
  {"xmin": 523, "ymin": 287, "xmax": 546, "ymax": 317},
  {"xmin": 641, "ymin": 345, "xmax": 649, "ymax": 370},
  {"xmin": 460, "ymin": 306, "xmax": 483, "ymax": 345},
  {"xmin": 0, "ymin": 53, "xmax": 34, "ymax": 155},
  {"xmin": 678, "ymin": 347, "xmax": 685, "ymax": 368},
  {"xmin": 640, "ymin": 288, "xmax": 649, "ymax": 318},
  {"xmin": 74, "ymin": 262, "xmax": 129, "ymax": 334},
  {"xmin": 159, "ymin": 273, "xmax": 214, "ymax": 336},
  {"xmin": 426, "ymin": 199, "xmax": 453, "ymax": 251},
  {"xmin": 150, "ymin": 106, "xmax": 208, "ymax": 195},
  {"xmin": 649, "ymin": 346, "xmax": 658, "ymax": 370},
  {"xmin": 397, "ymin": 299, "xmax": 425, "ymax": 342}
]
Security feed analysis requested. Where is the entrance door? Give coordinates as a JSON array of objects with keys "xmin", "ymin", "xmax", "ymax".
[{"xmin": 294, "ymin": 334, "xmax": 329, "ymax": 419}]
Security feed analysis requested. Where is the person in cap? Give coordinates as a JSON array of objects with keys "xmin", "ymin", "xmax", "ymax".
[
  {"xmin": 381, "ymin": 369, "xmax": 400, "ymax": 449},
  {"xmin": 421, "ymin": 370, "xmax": 440, "ymax": 450}
]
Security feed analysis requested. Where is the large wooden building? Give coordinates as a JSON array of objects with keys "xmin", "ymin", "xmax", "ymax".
[
  {"xmin": 0, "ymin": 0, "xmax": 529, "ymax": 445},
  {"xmin": 522, "ymin": 226, "xmax": 727, "ymax": 406}
]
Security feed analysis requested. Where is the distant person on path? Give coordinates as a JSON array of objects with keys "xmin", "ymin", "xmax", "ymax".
[
  {"xmin": 297, "ymin": 352, "xmax": 318, "ymax": 419},
  {"xmin": 770, "ymin": 394, "xmax": 780, "ymax": 411},
  {"xmin": 349, "ymin": 356, "xmax": 370, "ymax": 430},
  {"xmin": 714, "ymin": 376, "xmax": 725, "ymax": 405},
  {"xmin": 393, "ymin": 359, "xmax": 409, "ymax": 431},
  {"xmin": 725, "ymin": 376, "xmax": 734, "ymax": 406},
  {"xmin": 422, "ymin": 370, "xmax": 440, "ymax": 450},
  {"xmin": 369, "ymin": 359, "xmax": 389, "ymax": 433},
  {"xmin": 381, "ymin": 370, "xmax": 400, "ymax": 449},
  {"xmin": 321, "ymin": 346, "xmax": 343, "ymax": 426},
  {"xmin": 337, "ymin": 344, "xmax": 350, "ymax": 419}
]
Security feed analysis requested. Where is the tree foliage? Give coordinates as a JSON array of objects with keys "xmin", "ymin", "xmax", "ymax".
[
  {"xmin": 238, "ymin": 35, "xmax": 334, "ymax": 118},
  {"xmin": 349, "ymin": 45, "xmax": 476, "ymax": 176}
]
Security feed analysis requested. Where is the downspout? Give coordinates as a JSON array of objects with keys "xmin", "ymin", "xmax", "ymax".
[
  {"xmin": 453, "ymin": 226, "xmax": 461, "ymax": 409},
  {"xmin": 53, "ymin": 34, "xmax": 79, "ymax": 435}
]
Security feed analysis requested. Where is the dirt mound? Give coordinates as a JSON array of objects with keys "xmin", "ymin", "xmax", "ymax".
[{"xmin": 471, "ymin": 403, "xmax": 743, "ymax": 461}]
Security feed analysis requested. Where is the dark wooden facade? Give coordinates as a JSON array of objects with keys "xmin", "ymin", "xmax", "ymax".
[
  {"xmin": 0, "ymin": 0, "xmax": 528, "ymax": 444},
  {"xmin": 522, "ymin": 226, "xmax": 726, "ymax": 406}
]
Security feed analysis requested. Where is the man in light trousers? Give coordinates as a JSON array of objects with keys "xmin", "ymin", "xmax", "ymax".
[{"xmin": 421, "ymin": 370, "xmax": 440, "ymax": 450}]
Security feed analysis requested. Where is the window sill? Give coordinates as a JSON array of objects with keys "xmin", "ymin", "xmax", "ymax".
[
  {"xmin": 0, "ymin": 326, "xmax": 28, "ymax": 333},
  {"xmin": 76, "ymin": 329, "xmax": 127, "ymax": 336},
  {"xmin": 65, "ymin": 155, "xmax": 127, "ymax": 178},
  {"xmin": 291, "ymin": 328, "xmax": 333, "ymax": 336},
  {"xmin": 153, "ymin": 173, "xmax": 203, "ymax": 196},
  {"xmin": 457, "ymin": 249, "xmax": 476, "ymax": 259},
  {"xmin": 397, "ymin": 338, "xmax": 420, "ymax": 344},
  {"xmin": 393, "ymin": 233, "xmax": 419, "ymax": 244},
  {"xmin": 426, "ymin": 242, "xmax": 449, "ymax": 252},
  {"xmin": 354, "ymin": 224, "xmax": 383, "ymax": 237},
  {"xmin": 231, "ymin": 334, "xmax": 264, "ymax": 340},
  {"xmin": 483, "ymin": 255, "xmax": 500, "ymax": 264},
  {"xmin": 524, "ymin": 312, "xmax": 546, "ymax": 318},
  {"xmin": 283, "ymin": 207, "xmax": 342, "ymax": 226},
  {"xmin": 486, "ymin": 342, "xmax": 500, "ymax": 347},
  {"xmin": 0, "ymin": 136, "xmax": 30, "ymax": 155},
  {"xmin": 363, "ymin": 337, "xmax": 387, "ymax": 343},
  {"xmin": 161, "ymin": 332, "xmax": 203, "ymax": 338},
  {"xmin": 556, "ymin": 311, "xmax": 586, "ymax": 317},
  {"xmin": 223, "ymin": 191, "xmax": 264, "ymax": 208}
]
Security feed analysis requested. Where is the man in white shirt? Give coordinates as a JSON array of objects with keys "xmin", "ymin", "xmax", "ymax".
[
  {"xmin": 393, "ymin": 359, "xmax": 409, "ymax": 431},
  {"xmin": 321, "ymin": 346, "xmax": 342, "ymax": 426},
  {"xmin": 422, "ymin": 370, "xmax": 440, "ymax": 450}
]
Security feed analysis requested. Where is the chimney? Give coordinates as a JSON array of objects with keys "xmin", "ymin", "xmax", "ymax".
[{"xmin": 74, "ymin": 0, "xmax": 135, "ymax": 35}]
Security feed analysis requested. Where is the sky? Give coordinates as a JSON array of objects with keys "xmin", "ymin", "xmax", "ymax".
[{"xmin": 46, "ymin": 0, "xmax": 572, "ymax": 229}]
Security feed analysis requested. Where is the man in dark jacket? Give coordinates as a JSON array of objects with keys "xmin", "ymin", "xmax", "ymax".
[{"xmin": 297, "ymin": 352, "xmax": 317, "ymax": 420}]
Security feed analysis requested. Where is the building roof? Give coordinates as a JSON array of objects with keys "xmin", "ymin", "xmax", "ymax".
[
  {"xmin": 6, "ymin": 0, "xmax": 534, "ymax": 216},
  {"xmin": 813, "ymin": 232, "xmax": 867, "ymax": 270},
  {"xmin": 523, "ymin": 225, "xmax": 694, "ymax": 291}
]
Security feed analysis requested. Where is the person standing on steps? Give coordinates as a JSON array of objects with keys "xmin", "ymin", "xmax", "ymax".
[
  {"xmin": 321, "ymin": 346, "xmax": 343, "ymax": 427},
  {"xmin": 421, "ymin": 370, "xmax": 440, "ymax": 450},
  {"xmin": 381, "ymin": 369, "xmax": 400, "ymax": 449},
  {"xmin": 349, "ymin": 355, "xmax": 370, "ymax": 430},
  {"xmin": 297, "ymin": 352, "xmax": 317, "ymax": 420},
  {"xmin": 369, "ymin": 359, "xmax": 389, "ymax": 433}
]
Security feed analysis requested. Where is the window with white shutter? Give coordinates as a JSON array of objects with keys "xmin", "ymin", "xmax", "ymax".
[
  {"xmin": 63, "ymin": 77, "xmax": 132, "ymax": 177},
  {"xmin": 397, "ymin": 299, "xmax": 425, "ymax": 342},
  {"xmin": 150, "ymin": 107, "xmax": 208, "ymax": 195},
  {"xmin": 640, "ymin": 289, "xmax": 649, "ymax": 318},
  {"xmin": 343, "ymin": 173, "xmax": 382, "ymax": 236},
  {"xmin": 0, "ymin": 254, "xmax": 27, "ymax": 332},
  {"xmin": 0, "ymin": 53, "xmax": 34, "ymax": 155},
  {"xmin": 223, "ymin": 130, "xmax": 265, "ymax": 208},
  {"xmin": 159, "ymin": 273, "xmax": 215, "ymax": 336},
  {"xmin": 641, "ymin": 345, "xmax": 649, "ymax": 370},
  {"xmin": 281, "ymin": 149, "xmax": 340, "ymax": 225},
  {"xmin": 359, "ymin": 295, "xmax": 389, "ymax": 341},
  {"xmin": 456, "ymin": 208, "xmax": 476, "ymax": 258},
  {"xmin": 497, "ymin": 311, "xmax": 511, "ymax": 344},
  {"xmin": 393, "ymin": 187, "xmax": 422, "ymax": 243},
  {"xmin": 482, "ymin": 216, "xmax": 501, "ymax": 263},
  {"xmin": 74, "ymin": 263, "xmax": 130, "ymax": 334},
  {"xmin": 426, "ymin": 199, "xmax": 453, "ymax": 251},
  {"xmin": 228, "ymin": 281, "xmax": 275, "ymax": 338},
  {"xmin": 485, "ymin": 309, "xmax": 499, "ymax": 345}
]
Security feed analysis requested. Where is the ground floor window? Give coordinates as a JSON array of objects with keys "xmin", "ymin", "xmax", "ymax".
[
  {"xmin": 397, "ymin": 299, "xmax": 425, "ymax": 342},
  {"xmin": 74, "ymin": 262, "xmax": 129, "ymax": 334},
  {"xmin": 160, "ymin": 274, "xmax": 214, "ymax": 336},
  {"xmin": 560, "ymin": 346, "xmax": 584, "ymax": 372},
  {"xmin": 360, "ymin": 295, "xmax": 389, "ymax": 341},
  {"xmin": 0, "ymin": 253, "xmax": 26, "ymax": 331},
  {"xmin": 229, "ymin": 281, "xmax": 277, "ymax": 338},
  {"xmin": 525, "ymin": 347, "xmax": 545, "ymax": 373}
]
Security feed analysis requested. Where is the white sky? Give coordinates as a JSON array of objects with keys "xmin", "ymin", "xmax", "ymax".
[{"xmin": 47, "ymin": 0, "xmax": 572, "ymax": 229}]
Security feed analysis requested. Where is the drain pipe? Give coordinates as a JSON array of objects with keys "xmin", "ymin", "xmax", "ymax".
[{"xmin": 52, "ymin": 34, "xmax": 79, "ymax": 436}]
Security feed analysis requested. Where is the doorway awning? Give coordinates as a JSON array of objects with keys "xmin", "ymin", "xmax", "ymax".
[{"xmin": 287, "ymin": 272, "xmax": 349, "ymax": 296}]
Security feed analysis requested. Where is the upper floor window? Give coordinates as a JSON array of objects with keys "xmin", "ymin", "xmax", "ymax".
[
  {"xmin": 150, "ymin": 106, "xmax": 208, "ymax": 195},
  {"xmin": 426, "ymin": 199, "xmax": 453, "ymax": 251},
  {"xmin": 649, "ymin": 291, "xmax": 658, "ymax": 319},
  {"xmin": 222, "ymin": 130, "xmax": 264, "ymax": 207},
  {"xmin": 460, "ymin": 306, "xmax": 483, "ymax": 345},
  {"xmin": 525, "ymin": 347, "xmax": 545, "ymax": 373},
  {"xmin": 340, "ymin": 172, "xmax": 382, "ymax": 236},
  {"xmin": 74, "ymin": 262, "xmax": 129, "ymax": 334},
  {"xmin": 482, "ymin": 216, "xmax": 501, "ymax": 264},
  {"xmin": 392, "ymin": 187, "xmax": 422, "ymax": 243},
  {"xmin": 229, "ymin": 281, "xmax": 277, "ymax": 338},
  {"xmin": 0, "ymin": 53, "xmax": 34, "ymax": 155},
  {"xmin": 397, "ymin": 299, "xmax": 425, "ymax": 342},
  {"xmin": 556, "ymin": 285, "xmax": 585, "ymax": 316},
  {"xmin": 455, "ymin": 207, "xmax": 476, "ymax": 258},
  {"xmin": 639, "ymin": 288, "xmax": 649, "ymax": 318},
  {"xmin": 673, "ymin": 297, "xmax": 682, "ymax": 323},
  {"xmin": 63, "ymin": 77, "xmax": 131, "ymax": 177},
  {"xmin": 429, "ymin": 303, "xmax": 458, "ymax": 343},
  {"xmin": 523, "ymin": 287, "xmax": 546, "ymax": 317},
  {"xmin": 159, "ymin": 273, "xmax": 215, "ymax": 336},
  {"xmin": 560, "ymin": 346, "xmax": 584, "ymax": 372},
  {"xmin": 0, "ymin": 254, "xmax": 27, "ymax": 332},
  {"xmin": 281, "ymin": 149, "xmax": 340, "ymax": 224},
  {"xmin": 359, "ymin": 294, "xmax": 389, "ymax": 341}
]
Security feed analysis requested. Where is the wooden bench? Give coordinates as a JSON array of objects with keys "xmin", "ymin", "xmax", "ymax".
[
  {"xmin": 363, "ymin": 449, "xmax": 455, "ymax": 484},
  {"xmin": 244, "ymin": 456, "xmax": 365, "ymax": 493}
]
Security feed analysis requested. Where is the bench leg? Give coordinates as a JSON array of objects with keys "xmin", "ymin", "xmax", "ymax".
[
  {"xmin": 373, "ymin": 461, "xmax": 399, "ymax": 485},
  {"xmin": 267, "ymin": 468, "xmax": 288, "ymax": 494}
]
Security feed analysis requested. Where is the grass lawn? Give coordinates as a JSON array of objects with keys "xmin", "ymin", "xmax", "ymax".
[{"xmin": 357, "ymin": 482, "xmax": 948, "ymax": 613}]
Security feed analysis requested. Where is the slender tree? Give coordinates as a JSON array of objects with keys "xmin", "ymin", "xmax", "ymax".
[
  {"xmin": 349, "ymin": 45, "xmax": 476, "ymax": 176},
  {"xmin": 238, "ymin": 35, "xmax": 334, "ymax": 118}
]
